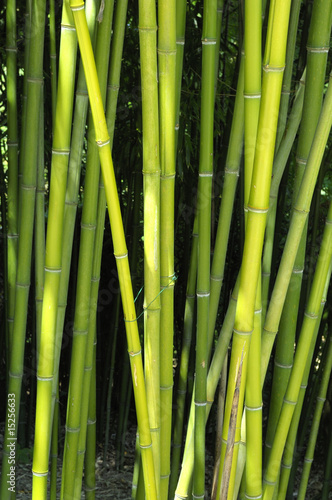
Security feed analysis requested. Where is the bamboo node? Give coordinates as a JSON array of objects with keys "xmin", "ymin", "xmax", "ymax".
[
  {"xmin": 247, "ymin": 206, "xmax": 268, "ymax": 214},
  {"xmin": 32, "ymin": 470, "xmax": 48, "ymax": 477},
  {"xmin": 263, "ymin": 478, "xmax": 276, "ymax": 486},
  {"xmin": 52, "ymin": 148, "xmax": 70, "ymax": 155},
  {"xmin": 196, "ymin": 291, "xmax": 210, "ymax": 298},
  {"xmin": 224, "ymin": 167, "xmax": 239, "ymax": 175},
  {"xmin": 304, "ymin": 311, "xmax": 318, "ymax": 320},
  {"xmin": 194, "ymin": 400, "xmax": 207, "ymax": 407},
  {"xmin": 160, "ymin": 384, "xmax": 173, "ymax": 391},
  {"xmin": 61, "ymin": 24, "xmax": 77, "ymax": 31},
  {"xmin": 65, "ymin": 425, "xmax": 80, "ymax": 433},
  {"xmin": 245, "ymin": 494, "xmax": 262, "ymax": 499},
  {"xmin": 9, "ymin": 371, "xmax": 22, "ymax": 379},
  {"xmin": 96, "ymin": 138, "xmax": 110, "ymax": 147},
  {"xmin": 245, "ymin": 404, "xmax": 263, "ymax": 412},
  {"xmin": 304, "ymin": 457, "xmax": 314, "ymax": 464},
  {"xmin": 70, "ymin": 3, "xmax": 84, "ymax": 12},
  {"xmin": 283, "ymin": 397, "xmax": 297, "ymax": 406},
  {"xmin": 243, "ymin": 92, "xmax": 261, "ymax": 99},
  {"xmin": 176, "ymin": 39, "xmax": 185, "ymax": 46},
  {"xmin": 274, "ymin": 360, "xmax": 292, "ymax": 369},
  {"xmin": 161, "ymin": 473, "xmax": 171, "ymax": 479},
  {"xmin": 157, "ymin": 48, "xmax": 177, "ymax": 56},
  {"xmin": 306, "ymin": 45, "xmax": 329, "ymax": 53},
  {"xmin": 317, "ymin": 396, "xmax": 326, "ymax": 402},
  {"xmin": 139, "ymin": 442, "xmax": 152, "ymax": 449},
  {"xmin": 138, "ymin": 25, "xmax": 158, "ymax": 33},
  {"xmin": 281, "ymin": 462, "xmax": 292, "ymax": 470},
  {"xmin": 263, "ymin": 65, "xmax": 285, "ymax": 73},
  {"xmin": 295, "ymin": 156, "xmax": 307, "ymax": 165},
  {"xmin": 201, "ymin": 38, "xmax": 217, "ymax": 45},
  {"xmin": 115, "ymin": 252, "xmax": 128, "ymax": 259},
  {"xmin": 199, "ymin": 171, "xmax": 213, "ymax": 177},
  {"xmin": 192, "ymin": 494, "xmax": 204, "ymax": 499},
  {"xmin": 128, "ymin": 349, "xmax": 141, "ymax": 357},
  {"xmin": 233, "ymin": 327, "xmax": 252, "ymax": 336},
  {"xmin": 36, "ymin": 375, "xmax": 53, "ymax": 381},
  {"xmin": 293, "ymin": 267, "xmax": 303, "ymax": 274}
]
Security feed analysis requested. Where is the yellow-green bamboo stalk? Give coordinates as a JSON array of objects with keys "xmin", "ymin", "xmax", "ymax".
[
  {"xmin": 169, "ymin": 217, "xmax": 198, "ymax": 500},
  {"xmin": 243, "ymin": 1, "xmax": 262, "ymax": 496},
  {"xmin": 69, "ymin": 2, "xmax": 157, "ymax": 499},
  {"xmin": 263, "ymin": 198, "xmax": 332, "ymax": 500},
  {"xmin": 261, "ymin": 70, "xmax": 332, "ymax": 383},
  {"xmin": 194, "ymin": 1, "xmax": 217, "ymax": 497},
  {"xmin": 137, "ymin": 0, "xmax": 161, "ymax": 491},
  {"xmin": 297, "ymin": 317, "xmax": 332, "ymax": 500},
  {"xmin": 49, "ymin": 0, "xmax": 57, "ymax": 131},
  {"xmin": 32, "ymin": 1, "xmax": 77, "ymax": 497},
  {"xmin": 175, "ymin": 278, "xmax": 239, "ymax": 499},
  {"xmin": 64, "ymin": 3, "xmax": 114, "ymax": 498},
  {"xmin": 261, "ymin": 73, "xmax": 305, "ymax": 320},
  {"xmin": 216, "ymin": 2, "xmax": 292, "ymax": 498},
  {"xmin": 1, "ymin": 0, "xmax": 46, "ymax": 497},
  {"xmin": 158, "ymin": 1, "xmax": 176, "ymax": 498},
  {"xmin": 5, "ymin": 0, "xmax": 19, "ymax": 353},
  {"xmin": 275, "ymin": 0, "xmax": 302, "ymax": 150}
]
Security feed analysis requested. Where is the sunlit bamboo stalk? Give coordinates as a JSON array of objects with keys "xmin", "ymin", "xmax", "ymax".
[
  {"xmin": 216, "ymin": 2, "xmax": 292, "ymax": 498},
  {"xmin": 32, "ymin": 0, "xmax": 77, "ymax": 496},
  {"xmin": 69, "ymin": 2, "xmax": 158, "ymax": 498},
  {"xmin": 263, "ymin": 198, "xmax": 332, "ymax": 500}
]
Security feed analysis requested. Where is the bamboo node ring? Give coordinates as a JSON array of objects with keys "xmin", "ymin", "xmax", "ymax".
[
  {"xmin": 176, "ymin": 40, "xmax": 185, "ymax": 46},
  {"xmin": 317, "ymin": 396, "xmax": 326, "ymax": 402},
  {"xmin": 65, "ymin": 425, "xmax": 81, "ymax": 433},
  {"xmin": 233, "ymin": 327, "xmax": 252, "ymax": 336},
  {"xmin": 9, "ymin": 371, "xmax": 22, "ymax": 379},
  {"xmin": 70, "ymin": 4, "xmax": 84, "ymax": 11},
  {"xmin": 247, "ymin": 206, "xmax": 268, "ymax": 214},
  {"xmin": 139, "ymin": 443, "xmax": 152, "ymax": 449},
  {"xmin": 32, "ymin": 470, "xmax": 48, "ymax": 477},
  {"xmin": 281, "ymin": 463, "xmax": 292, "ymax": 470},
  {"xmin": 283, "ymin": 397, "xmax": 297, "ymax": 405},
  {"xmin": 96, "ymin": 138, "xmax": 110, "ymax": 147},
  {"xmin": 199, "ymin": 171, "xmax": 213, "ymax": 177},
  {"xmin": 194, "ymin": 400, "xmax": 207, "ymax": 407},
  {"xmin": 304, "ymin": 311, "xmax": 318, "ymax": 319},
  {"xmin": 192, "ymin": 495, "xmax": 205, "ymax": 499},
  {"xmin": 245, "ymin": 404, "xmax": 263, "ymax": 412},
  {"xmin": 201, "ymin": 38, "xmax": 217, "ymax": 45},
  {"xmin": 306, "ymin": 45, "xmax": 329, "ymax": 53},
  {"xmin": 115, "ymin": 252, "xmax": 128, "ymax": 259},
  {"xmin": 128, "ymin": 350, "xmax": 141, "ymax": 357},
  {"xmin": 274, "ymin": 360, "xmax": 292, "ymax": 369},
  {"xmin": 263, "ymin": 478, "xmax": 277, "ymax": 486},
  {"xmin": 263, "ymin": 65, "xmax": 285, "ymax": 73},
  {"xmin": 243, "ymin": 92, "xmax": 261, "ymax": 99},
  {"xmin": 304, "ymin": 457, "xmax": 314, "ymax": 463},
  {"xmin": 224, "ymin": 167, "xmax": 239, "ymax": 175},
  {"xmin": 245, "ymin": 494, "xmax": 262, "ymax": 499}
]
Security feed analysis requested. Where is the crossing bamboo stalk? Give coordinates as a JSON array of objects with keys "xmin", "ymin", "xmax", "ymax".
[
  {"xmin": 69, "ymin": 2, "xmax": 157, "ymax": 498},
  {"xmin": 263, "ymin": 198, "xmax": 332, "ymax": 500}
]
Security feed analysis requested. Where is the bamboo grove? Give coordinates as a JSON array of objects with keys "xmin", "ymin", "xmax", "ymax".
[{"xmin": 0, "ymin": 0, "xmax": 331, "ymax": 499}]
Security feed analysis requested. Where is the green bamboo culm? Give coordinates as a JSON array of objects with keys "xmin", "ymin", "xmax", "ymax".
[
  {"xmin": 194, "ymin": 0, "xmax": 217, "ymax": 498},
  {"xmin": 138, "ymin": 0, "xmax": 161, "ymax": 493},
  {"xmin": 158, "ymin": 1, "xmax": 176, "ymax": 498},
  {"xmin": 5, "ymin": 0, "xmax": 19, "ymax": 354},
  {"xmin": 263, "ymin": 198, "xmax": 332, "ymax": 500},
  {"xmin": 69, "ymin": 2, "xmax": 158, "ymax": 499},
  {"xmin": 1, "ymin": 0, "xmax": 46, "ymax": 497},
  {"xmin": 216, "ymin": 1, "xmax": 292, "ymax": 498},
  {"xmin": 261, "ymin": 69, "xmax": 332, "ymax": 498}
]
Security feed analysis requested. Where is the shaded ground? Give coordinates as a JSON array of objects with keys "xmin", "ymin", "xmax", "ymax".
[{"xmin": 1, "ymin": 422, "xmax": 331, "ymax": 498}]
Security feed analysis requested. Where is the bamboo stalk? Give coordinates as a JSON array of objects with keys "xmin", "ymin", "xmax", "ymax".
[
  {"xmin": 194, "ymin": 1, "xmax": 217, "ymax": 497},
  {"xmin": 32, "ymin": 0, "xmax": 78, "ymax": 496},
  {"xmin": 263, "ymin": 198, "xmax": 332, "ymax": 500},
  {"xmin": 1, "ymin": 0, "xmax": 46, "ymax": 497},
  {"xmin": 69, "ymin": 2, "xmax": 157, "ymax": 499},
  {"xmin": 138, "ymin": 0, "xmax": 161, "ymax": 491},
  {"xmin": 216, "ymin": 2, "xmax": 292, "ymax": 498},
  {"xmin": 158, "ymin": 1, "xmax": 177, "ymax": 497}
]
